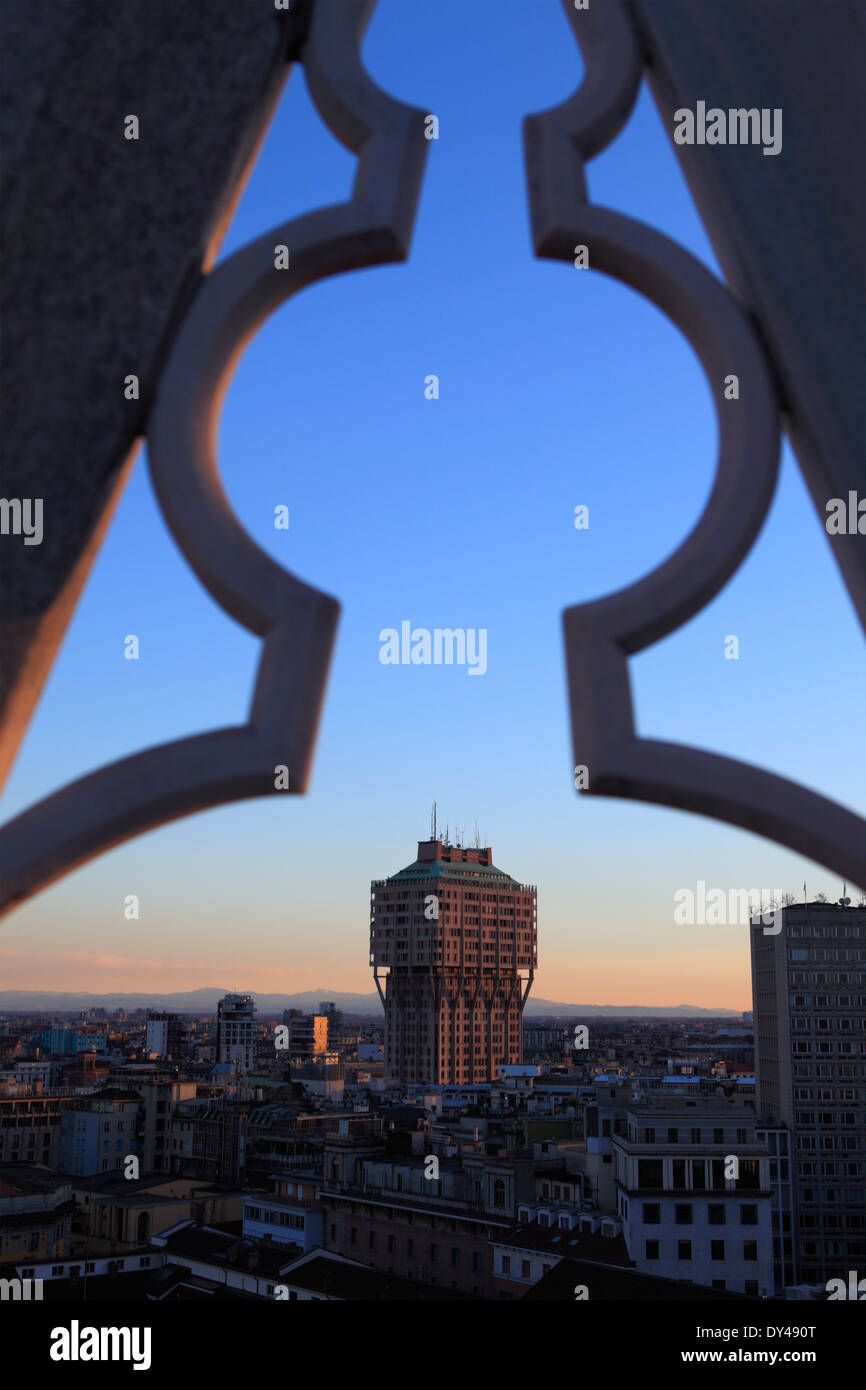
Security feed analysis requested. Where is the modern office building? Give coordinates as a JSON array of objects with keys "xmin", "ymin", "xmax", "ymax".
[
  {"xmin": 750, "ymin": 898, "xmax": 866, "ymax": 1286},
  {"xmin": 287, "ymin": 1014, "xmax": 329, "ymax": 1059},
  {"xmin": 145, "ymin": 1012, "xmax": 186, "ymax": 1060},
  {"xmin": 215, "ymin": 994, "xmax": 256, "ymax": 1072},
  {"xmin": 370, "ymin": 836, "xmax": 537, "ymax": 1084}
]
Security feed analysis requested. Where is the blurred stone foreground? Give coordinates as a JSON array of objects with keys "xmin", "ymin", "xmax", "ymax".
[{"xmin": 0, "ymin": 0, "xmax": 308, "ymax": 786}]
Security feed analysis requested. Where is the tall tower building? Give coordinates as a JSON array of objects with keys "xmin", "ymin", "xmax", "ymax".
[
  {"xmin": 750, "ymin": 898, "xmax": 866, "ymax": 1288},
  {"xmin": 215, "ymin": 993, "xmax": 256, "ymax": 1071},
  {"xmin": 370, "ymin": 837, "xmax": 537, "ymax": 1084}
]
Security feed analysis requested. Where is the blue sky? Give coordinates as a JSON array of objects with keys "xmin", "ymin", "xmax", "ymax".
[{"xmin": 2, "ymin": 0, "xmax": 863, "ymax": 1007}]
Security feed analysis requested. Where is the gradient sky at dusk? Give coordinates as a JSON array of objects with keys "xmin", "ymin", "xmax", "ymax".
[{"xmin": 2, "ymin": 0, "xmax": 863, "ymax": 1009}]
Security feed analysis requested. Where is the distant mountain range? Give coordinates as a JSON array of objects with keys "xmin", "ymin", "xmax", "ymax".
[{"xmin": 0, "ymin": 988, "xmax": 741, "ymax": 1018}]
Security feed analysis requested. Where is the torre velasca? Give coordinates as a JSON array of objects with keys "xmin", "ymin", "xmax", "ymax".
[{"xmin": 370, "ymin": 838, "xmax": 537, "ymax": 1084}]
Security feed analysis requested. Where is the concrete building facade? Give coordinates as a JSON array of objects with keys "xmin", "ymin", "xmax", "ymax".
[
  {"xmin": 613, "ymin": 1099, "xmax": 775, "ymax": 1297},
  {"xmin": 216, "ymin": 994, "xmax": 256, "ymax": 1072},
  {"xmin": 750, "ymin": 900, "xmax": 866, "ymax": 1286}
]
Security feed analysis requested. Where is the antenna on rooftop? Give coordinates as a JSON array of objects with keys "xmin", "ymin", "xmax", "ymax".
[
  {"xmin": 431, "ymin": 801, "xmax": 437, "ymax": 841},
  {"xmin": 474, "ymin": 821, "xmax": 481, "ymax": 849}
]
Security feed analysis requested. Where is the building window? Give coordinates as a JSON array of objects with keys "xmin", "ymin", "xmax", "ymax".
[
  {"xmin": 521, "ymin": 1260, "xmax": 530, "ymax": 1279},
  {"xmin": 743, "ymin": 1241, "xmax": 758, "ymax": 1262},
  {"xmin": 645, "ymin": 1240, "xmax": 659, "ymax": 1260},
  {"xmin": 708, "ymin": 1205, "xmax": 725, "ymax": 1225},
  {"xmin": 678, "ymin": 1241, "xmax": 692, "ymax": 1261},
  {"xmin": 675, "ymin": 1204, "xmax": 693, "ymax": 1225},
  {"xmin": 711, "ymin": 1241, "xmax": 725, "ymax": 1261},
  {"xmin": 638, "ymin": 1160, "xmax": 663, "ymax": 1190},
  {"xmin": 740, "ymin": 1205, "xmax": 758, "ymax": 1225},
  {"xmin": 642, "ymin": 1204, "xmax": 660, "ymax": 1224},
  {"xmin": 502, "ymin": 1255, "xmax": 510, "ymax": 1274}
]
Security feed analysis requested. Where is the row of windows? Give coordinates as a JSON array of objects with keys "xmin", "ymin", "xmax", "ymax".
[
  {"xmin": 788, "ymin": 926, "xmax": 865, "ymax": 938},
  {"xmin": 644, "ymin": 1239, "xmax": 760, "ymax": 1264},
  {"xmin": 636, "ymin": 1128, "xmax": 749, "ymax": 1144},
  {"xmin": 797, "ymin": 1161, "xmax": 864, "ymax": 1176},
  {"xmin": 635, "ymin": 1159, "xmax": 762, "ymax": 1191},
  {"xmin": 341, "ymin": 1225, "xmax": 481, "ymax": 1267},
  {"xmin": 22, "ymin": 1256, "xmax": 154, "ymax": 1279},
  {"xmin": 789, "ymin": 974, "xmax": 865, "ymax": 987},
  {"xmin": 642, "ymin": 1202, "xmax": 759, "ymax": 1225},
  {"xmin": 794, "ymin": 1088, "xmax": 860, "ymax": 1100},
  {"xmin": 800, "ymin": 1214, "xmax": 866, "ymax": 1230},
  {"xmin": 244, "ymin": 1206, "xmax": 304, "ymax": 1229},
  {"xmin": 795, "ymin": 1112, "xmax": 860, "ymax": 1125},
  {"xmin": 799, "ymin": 1189, "xmax": 864, "ymax": 1204},
  {"xmin": 788, "ymin": 950, "xmax": 866, "ymax": 961}
]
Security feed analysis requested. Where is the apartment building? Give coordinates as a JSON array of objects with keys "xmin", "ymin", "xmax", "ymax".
[
  {"xmin": 750, "ymin": 899, "xmax": 866, "ymax": 1285},
  {"xmin": 0, "ymin": 1165, "xmax": 74, "ymax": 1265},
  {"xmin": 0, "ymin": 1094, "xmax": 78, "ymax": 1169},
  {"xmin": 286, "ymin": 1014, "xmax": 328, "ymax": 1058},
  {"xmin": 216, "ymin": 994, "xmax": 256, "ymax": 1072},
  {"xmin": 57, "ymin": 1090, "xmax": 141, "ymax": 1177},
  {"xmin": 145, "ymin": 1013, "xmax": 186, "ymax": 1060},
  {"xmin": 243, "ymin": 1173, "xmax": 323, "ymax": 1251},
  {"xmin": 612, "ymin": 1098, "xmax": 774, "ymax": 1296}
]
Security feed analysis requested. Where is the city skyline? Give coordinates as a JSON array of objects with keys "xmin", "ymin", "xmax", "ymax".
[{"xmin": 2, "ymin": 0, "xmax": 862, "ymax": 1009}]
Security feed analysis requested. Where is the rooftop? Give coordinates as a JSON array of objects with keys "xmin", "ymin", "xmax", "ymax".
[
  {"xmin": 497, "ymin": 1220, "xmax": 631, "ymax": 1265},
  {"xmin": 376, "ymin": 839, "xmax": 534, "ymax": 888},
  {"xmin": 280, "ymin": 1252, "xmax": 480, "ymax": 1300},
  {"xmin": 522, "ymin": 1257, "xmax": 772, "ymax": 1302}
]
